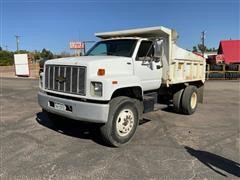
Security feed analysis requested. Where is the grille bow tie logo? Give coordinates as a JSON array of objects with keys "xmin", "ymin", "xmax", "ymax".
[{"xmin": 56, "ymin": 76, "xmax": 66, "ymax": 83}]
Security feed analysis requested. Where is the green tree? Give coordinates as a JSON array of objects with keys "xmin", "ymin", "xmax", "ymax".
[
  {"xmin": 40, "ymin": 48, "xmax": 54, "ymax": 60},
  {"xmin": 17, "ymin": 50, "xmax": 29, "ymax": 54},
  {"xmin": 197, "ymin": 44, "xmax": 207, "ymax": 53},
  {"xmin": 33, "ymin": 50, "xmax": 41, "ymax": 61},
  {"xmin": 0, "ymin": 50, "xmax": 14, "ymax": 66},
  {"xmin": 193, "ymin": 44, "xmax": 217, "ymax": 53},
  {"xmin": 0, "ymin": 46, "xmax": 2, "ymax": 51},
  {"xmin": 206, "ymin": 47, "xmax": 217, "ymax": 52},
  {"xmin": 192, "ymin": 46, "xmax": 198, "ymax": 52}
]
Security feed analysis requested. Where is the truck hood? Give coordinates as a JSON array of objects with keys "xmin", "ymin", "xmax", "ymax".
[{"xmin": 45, "ymin": 56, "xmax": 133, "ymax": 77}]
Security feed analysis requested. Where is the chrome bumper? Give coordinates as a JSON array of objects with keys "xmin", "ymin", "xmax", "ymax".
[{"xmin": 38, "ymin": 91, "xmax": 109, "ymax": 123}]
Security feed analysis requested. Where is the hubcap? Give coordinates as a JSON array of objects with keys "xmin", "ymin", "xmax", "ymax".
[
  {"xmin": 190, "ymin": 92, "xmax": 197, "ymax": 109},
  {"xmin": 116, "ymin": 109, "xmax": 134, "ymax": 137}
]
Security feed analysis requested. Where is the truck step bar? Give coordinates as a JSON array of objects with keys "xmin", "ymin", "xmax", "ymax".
[{"xmin": 143, "ymin": 92, "xmax": 158, "ymax": 113}]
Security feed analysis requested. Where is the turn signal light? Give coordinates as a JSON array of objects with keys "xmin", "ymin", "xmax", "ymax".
[{"xmin": 98, "ymin": 68, "xmax": 105, "ymax": 76}]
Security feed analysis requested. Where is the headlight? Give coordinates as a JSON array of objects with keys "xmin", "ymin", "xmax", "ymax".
[
  {"xmin": 39, "ymin": 72, "xmax": 43, "ymax": 88},
  {"xmin": 91, "ymin": 82, "xmax": 102, "ymax": 96}
]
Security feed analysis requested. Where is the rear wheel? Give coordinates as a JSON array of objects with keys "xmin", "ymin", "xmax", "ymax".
[
  {"xmin": 100, "ymin": 96, "xmax": 140, "ymax": 147},
  {"xmin": 173, "ymin": 89, "xmax": 184, "ymax": 113},
  {"xmin": 181, "ymin": 86, "xmax": 198, "ymax": 115}
]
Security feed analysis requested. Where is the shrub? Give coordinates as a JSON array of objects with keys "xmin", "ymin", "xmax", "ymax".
[{"xmin": 0, "ymin": 51, "xmax": 14, "ymax": 66}]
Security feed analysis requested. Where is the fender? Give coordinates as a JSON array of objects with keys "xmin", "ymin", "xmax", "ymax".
[{"xmin": 90, "ymin": 75, "xmax": 143, "ymax": 101}]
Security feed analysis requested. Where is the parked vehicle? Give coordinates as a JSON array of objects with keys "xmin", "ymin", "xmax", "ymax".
[{"xmin": 38, "ymin": 26, "xmax": 205, "ymax": 147}]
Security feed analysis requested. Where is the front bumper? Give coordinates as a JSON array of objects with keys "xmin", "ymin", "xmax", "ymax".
[{"xmin": 38, "ymin": 91, "xmax": 109, "ymax": 123}]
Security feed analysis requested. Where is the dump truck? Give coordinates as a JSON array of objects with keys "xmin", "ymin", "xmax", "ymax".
[{"xmin": 38, "ymin": 26, "xmax": 205, "ymax": 147}]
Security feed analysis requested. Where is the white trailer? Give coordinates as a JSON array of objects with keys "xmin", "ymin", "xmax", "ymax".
[{"xmin": 38, "ymin": 26, "xmax": 205, "ymax": 147}]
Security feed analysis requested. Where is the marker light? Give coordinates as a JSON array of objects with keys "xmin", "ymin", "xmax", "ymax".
[{"xmin": 98, "ymin": 68, "xmax": 105, "ymax": 76}]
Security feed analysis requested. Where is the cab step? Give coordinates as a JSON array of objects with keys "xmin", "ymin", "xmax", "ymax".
[{"xmin": 143, "ymin": 92, "xmax": 159, "ymax": 113}]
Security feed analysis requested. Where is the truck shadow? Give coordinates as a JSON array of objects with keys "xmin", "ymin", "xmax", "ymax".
[
  {"xmin": 185, "ymin": 146, "xmax": 240, "ymax": 177},
  {"xmin": 36, "ymin": 111, "xmax": 106, "ymax": 146},
  {"xmin": 160, "ymin": 106, "xmax": 175, "ymax": 113}
]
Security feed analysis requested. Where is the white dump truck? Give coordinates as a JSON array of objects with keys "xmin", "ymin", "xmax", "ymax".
[{"xmin": 38, "ymin": 26, "xmax": 205, "ymax": 147}]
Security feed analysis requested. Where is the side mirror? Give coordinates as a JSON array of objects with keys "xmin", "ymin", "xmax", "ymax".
[{"xmin": 154, "ymin": 39, "xmax": 164, "ymax": 59}]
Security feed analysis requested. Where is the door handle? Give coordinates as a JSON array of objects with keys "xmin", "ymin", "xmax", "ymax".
[{"xmin": 127, "ymin": 62, "xmax": 131, "ymax": 65}]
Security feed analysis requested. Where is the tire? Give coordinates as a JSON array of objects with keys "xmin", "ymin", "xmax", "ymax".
[
  {"xmin": 181, "ymin": 86, "xmax": 198, "ymax": 115},
  {"xmin": 173, "ymin": 89, "xmax": 184, "ymax": 113},
  {"xmin": 100, "ymin": 96, "xmax": 140, "ymax": 147}
]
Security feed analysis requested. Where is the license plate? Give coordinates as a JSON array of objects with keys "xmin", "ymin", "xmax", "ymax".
[{"xmin": 54, "ymin": 102, "xmax": 66, "ymax": 111}]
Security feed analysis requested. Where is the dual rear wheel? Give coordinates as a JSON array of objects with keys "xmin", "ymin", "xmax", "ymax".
[{"xmin": 173, "ymin": 85, "xmax": 198, "ymax": 115}]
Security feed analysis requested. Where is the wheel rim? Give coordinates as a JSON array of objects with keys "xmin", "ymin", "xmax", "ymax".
[
  {"xmin": 116, "ymin": 109, "xmax": 135, "ymax": 137},
  {"xmin": 190, "ymin": 92, "xmax": 197, "ymax": 109}
]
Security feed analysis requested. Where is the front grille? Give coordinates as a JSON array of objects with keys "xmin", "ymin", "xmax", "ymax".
[{"xmin": 45, "ymin": 65, "xmax": 86, "ymax": 95}]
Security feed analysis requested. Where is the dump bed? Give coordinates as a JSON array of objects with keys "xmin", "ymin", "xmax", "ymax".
[{"xmin": 96, "ymin": 26, "xmax": 205, "ymax": 86}]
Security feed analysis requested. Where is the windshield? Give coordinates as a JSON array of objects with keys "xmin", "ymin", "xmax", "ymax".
[{"xmin": 86, "ymin": 39, "xmax": 137, "ymax": 57}]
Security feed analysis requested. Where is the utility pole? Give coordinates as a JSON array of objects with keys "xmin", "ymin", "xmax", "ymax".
[
  {"xmin": 4, "ymin": 45, "xmax": 8, "ymax": 51},
  {"xmin": 201, "ymin": 31, "xmax": 206, "ymax": 57},
  {"xmin": 15, "ymin": 35, "xmax": 20, "ymax": 52}
]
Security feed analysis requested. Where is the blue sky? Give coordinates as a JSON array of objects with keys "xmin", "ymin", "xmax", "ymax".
[{"xmin": 1, "ymin": 0, "xmax": 239, "ymax": 53}]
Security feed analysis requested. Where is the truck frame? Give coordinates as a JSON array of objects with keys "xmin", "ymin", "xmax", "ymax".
[{"xmin": 38, "ymin": 26, "xmax": 205, "ymax": 147}]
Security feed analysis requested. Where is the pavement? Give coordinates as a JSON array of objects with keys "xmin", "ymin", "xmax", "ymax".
[{"xmin": 0, "ymin": 78, "xmax": 239, "ymax": 179}]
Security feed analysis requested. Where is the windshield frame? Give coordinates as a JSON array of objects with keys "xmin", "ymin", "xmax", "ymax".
[{"xmin": 85, "ymin": 39, "xmax": 138, "ymax": 58}]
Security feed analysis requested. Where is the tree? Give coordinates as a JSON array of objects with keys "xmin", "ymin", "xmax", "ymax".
[
  {"xmin": 0, "ymin": 46, "xmax": 2, "ymax": 51},
  {"xmin": 197, "ymin": 44, "xmax": 207, "ymax": 53},
  {"xmin": 18, "ymin": 50, "xmax": 29, "ymax": 54},
  {"xmin": 192, "ymin": 46, "xmax": 198, "ymax": 52},
  {"xmin": 0, "ymin": 50, "xmax": 14, "ymax": 66},
  {"xmin": 40, "ymin": 48, "xmax": 54, "ymax": 60},
  {"xmin": 33, "ymin": 50, "xmax": 41, "ymax": 61},
  {"xmin": 206, "ymin": 47, "xmax": 217, "ymax": 52},
  {"xmin": 192, "ymin": 44, "xmax": 217, "ymax": 53}
]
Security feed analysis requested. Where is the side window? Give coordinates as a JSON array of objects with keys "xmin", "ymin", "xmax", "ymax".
[{"xmin": 136, "ymin": 41, "xmax": 154, "ymax": 60}]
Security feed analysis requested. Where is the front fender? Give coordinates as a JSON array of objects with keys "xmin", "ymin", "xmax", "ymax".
[{"xmin": 90, "ymin": 75, "xmax": 142, "ymax": 101}]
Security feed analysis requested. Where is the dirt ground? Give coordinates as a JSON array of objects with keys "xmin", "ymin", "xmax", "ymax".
[{"xmin": 0, "ymin": 64, "xmax": 39, "ymax": 78}]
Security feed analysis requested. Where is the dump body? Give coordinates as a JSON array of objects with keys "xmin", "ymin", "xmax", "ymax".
[
  {"xmin": 96, "ymin": 26, "xmax": 205, "ymax": 86},
  {"xmin": 169, "ymin": 44, "xmax": 205, "ymax": 85}
]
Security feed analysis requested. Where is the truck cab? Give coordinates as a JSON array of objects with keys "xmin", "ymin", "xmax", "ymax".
[{"xmin": 38, "ymin": 26, "xmax": 205, "ymax": 147}]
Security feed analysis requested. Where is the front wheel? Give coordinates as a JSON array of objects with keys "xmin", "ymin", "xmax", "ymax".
[{"xmin": 100, "ymin": 96, "xmax": 140, "ymax": 147}]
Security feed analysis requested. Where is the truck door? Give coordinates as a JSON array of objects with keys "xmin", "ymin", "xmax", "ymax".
[{"xmin": 134, "ymin": 40, "xmax": 162, "ymax": 91}]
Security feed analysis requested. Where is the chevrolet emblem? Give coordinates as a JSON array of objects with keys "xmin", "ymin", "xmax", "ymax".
[{"xmin": 56, "ymin": 76, "xmax": 66, "ymax": 83}]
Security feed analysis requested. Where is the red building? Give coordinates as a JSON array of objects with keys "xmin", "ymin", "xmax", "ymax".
[{"xmin": 217, "ymin": 40, "xmax": 240, "ymax": 64}]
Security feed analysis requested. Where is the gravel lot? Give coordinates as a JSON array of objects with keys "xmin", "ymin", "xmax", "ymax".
[{"xmin": 1, "ymin": 78, "xmax": 239, "ymax": 179}]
